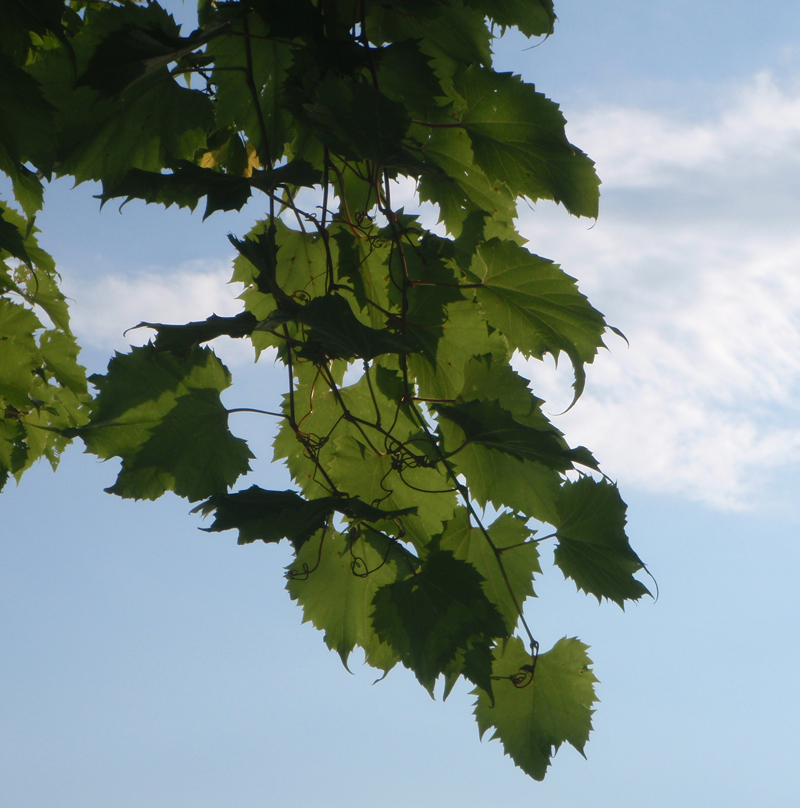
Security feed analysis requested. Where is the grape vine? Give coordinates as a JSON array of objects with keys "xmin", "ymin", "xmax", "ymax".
[{"xmin": 0, "ymin": 0, "xmax": 650, "ymax": 780}]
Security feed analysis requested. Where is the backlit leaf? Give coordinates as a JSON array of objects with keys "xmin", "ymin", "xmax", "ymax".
[
  {"xmin": 474, "ymin": 636, "xmax": 598, "ymax": 780},
  {"xmin": 554, "ymin": 477, "xmax": 650, "ymax": 606},
  {"xmin": 464, "ymin": 0, "xmax": 556, "ymax": 38},
  {"xmin": 372, "ymin": 549, "xmax": 507, "ymax": 693},
  {"xmin": 455, "ymin": 66, "xmax": 600, "ymax": 218},
  {"xmin": 75, "ymin": 346, "xmax": 252, "ymax": 501},
  {"xmin": 287, "ymin": 528, "xmax": 415, "ymax": 670},
  {"xmin": 439, "ymin": 507, "xmax": 540, "ymax": 634},
  {"xmin": 467, "ymin": 238, "xmax": 607, "ymax": 398}
]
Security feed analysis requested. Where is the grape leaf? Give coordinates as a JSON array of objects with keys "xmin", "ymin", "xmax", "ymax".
[
  {"xmin": 208, "ymin": 15, "xmax": 293, "ymax": 164},
  {"xmin": 458, "ymin": 354, "xmax": 556, "ymax": 434},
  {"xmin": 194, "ymin": 487, "xmax": 333, "ymax": 549},
  {"xmin": 39, "ymin": 329, "xmax": 88, "ymax": 395},
  {"xmin": 293, "ymin": 293, "xmax": 416, "ymax": 362},
  {"xmin": 132, "ymin": 311, "xmax": 258, "ymax": 355},
  {"xmin": 450, "ymin": 443, "xmax": 561, "ymax": 525},
  {"xmin": 0, "ymin": 54, "xmax": 54, "ymax": 215},
  {"xmin": 464, "ymin": 0, "xmax": 556, "ymax": 37},
  {"xmin": 15, "ymin": 262, "xmax": 71, "ymax": 334},
  {"xmin": 0, "ymin": 292, "xmax": 89, "ymax": 488},
  {"xmin": 436, "ymin": 398, "xmax": 593, "ymax": 471},
  {"xmin": 0, "ymin": 204, "xmax": 31, "ymax": 265},
  {"xmin": 249, "ymin": 0, "xmax": 325, "ymax": 40},
  {"xmin": 454, "ymin": 66, "xmax": 600, "ymax": 218},
  {"xmin": 0, "ymin": 299, "xmax": 41, "ymax": 409},
  {"xmin": 328, "ymin": 435, "xmax": 457, "ymax": 541},
  {"xmin": 74, "ymin": 346, "xmax": 252, "ymax": 501},
  {"xmin": 273, "ymin": 365, "xmax": 420, "ymax": 502},
  {"xmin": 376, "ymin": 40, "xmax": 444, "ymax": 122},
  {"xmin": 439, "ymin": 507, "xmax": 540, "ymax": 634},
  {"xmin": 100, "ymin": 163, "xmax": 253, "ymax": 218},
  {"xmin": 300, "ymin": 74, "xmax": 413, "ymax": 168},
  {"xmin": 372, "ymin": 549, "xmax": 507, "ymax": 693},
  {"xmin": 194, "ymin": 486, "xmax": 418, "ymax": 549},
  {"xmin": 0, "ymin": 417, "xmax": 25, "ymax": 491},
  {"xmin": 0, "ymin": 0, "xmax": 72, "ymax": 64},
  {"xmin": 474, "ymin": 636, "xmax": 598, "ymax": 781},
  {"xmin": 287, "ymin": 528, "xmax": 416, "ymax": 671},
  {"xmin": 554, "ymin": 477, "xmax": 650, "ymax": 606},
  {"xmin": 408, "ymin": 298, "xmax": 504, "ymax": 401},
  {"xmin": 467, "ymin": 238, "xmax": 607, "ymax": 399},
  {"xmin": 28, "ymin": 5, "xmax": 214, "ymax": 185},
  {"xmin": 366, "ymin": 1, "xmax": 492, "ymax": 82},
  {"xmin": 76, "ymin": 13, "xmax": 205, "ymax": 97},
  {"xmin": 417, "ymin": 126, "xmax": 519, "ymax": 238},
  {"xmin": 231, "ymin": 219, "xmax": 328, "ymax": 317},
  {"xmin": 331, "ymin": 227, "xmax": 392, "ymax": 329}
]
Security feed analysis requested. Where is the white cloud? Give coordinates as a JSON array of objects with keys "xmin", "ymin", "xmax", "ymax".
[
  {"xmin": 62, "ymin": 258, "xmax": 256, "ymax": 367},
  {"xmin": 567, "ymin": 71, "xmax": 800, "ymax": 190},
  {"xmin": 516, "ymin": 71, "xmax": 800, "ymax": 509}
]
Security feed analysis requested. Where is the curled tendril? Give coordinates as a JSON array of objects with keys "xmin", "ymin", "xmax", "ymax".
[
  {"xmin": 286, "ymin": 562, "xmax": 314, "ymax": 582},
  {"xmin": 297, "ymin": 431, "xmax": 328, "ymax": 458},
  {"xmin": 395, "ymin": 464, "xmax": 458, "ymax": 495},
  {"xmin": 348, "ymin": 529, "xmax": 397, "ymax": 578},
  {"xmin": 350, "ymin": 555, "xmax": 370, "ymax": 577},
  {"xmin": 286, "ymin": 523, "xmax": 329, "ymax": 581},
  {"xmin": 493, "ymin": 663, "xmax": 536, "ymax": 690},
  {"xmin": 491, "ymin": 641, "xmax": 540, "ymax": 689}
]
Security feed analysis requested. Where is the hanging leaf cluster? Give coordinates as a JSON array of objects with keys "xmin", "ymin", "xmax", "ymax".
[{"xmin": 0, "ymin": 0, "xmax": 650, "ymax": 781}]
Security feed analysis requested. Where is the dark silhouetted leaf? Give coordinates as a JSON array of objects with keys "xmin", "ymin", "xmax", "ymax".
[
  {"xmin": 134, "ymin": 311, "xmax": 259, "ymax": 354},
  {"xmin": 372, "ymin": 550, "xmax": 507, "ymax": 694},
  {"xmin": 554, "ymin": 477, "xmax": 650, "ymax": 606}
]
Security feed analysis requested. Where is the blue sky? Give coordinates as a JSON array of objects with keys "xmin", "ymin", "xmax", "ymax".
[{"xmin": 3, "ymin": 2, "xmax": 800, "ymax": 806}]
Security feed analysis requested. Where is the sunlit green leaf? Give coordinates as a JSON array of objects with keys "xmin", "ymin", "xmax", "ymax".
[
  {"xmin": 454, "ymin": 66, "xmax": 600, "ymax": 218},
  {"xmin": 439, "ymin": 507, "xmax": 540, "ymax": 634},
  {"xmin": 287, "ymin": 528, "xmax": 415, "ymax": 670},
  {"xmin": 474, "ymin": 636, "xmax": 598, "ymax": 780},
  {"xmin": 467, "ymin": 238, "xmax": 607, "ymax": 398}
]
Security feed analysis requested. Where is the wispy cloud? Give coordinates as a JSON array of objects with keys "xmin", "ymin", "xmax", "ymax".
[
  {"xmin": 62, "ymin": 259, "xmax": 255, "ymax": 367},
  {"xmin": 517, "ymin": 70, "xmax": 800, "ymax": 509},
  {"xmin": 567, "ymin": 71, "xmax": 800, "ymax": 191}
]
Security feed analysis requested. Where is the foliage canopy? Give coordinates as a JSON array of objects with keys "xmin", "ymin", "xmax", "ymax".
[{"xmin": 0, "ymin": 0, "xmax": 649, "ymax": 781}]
